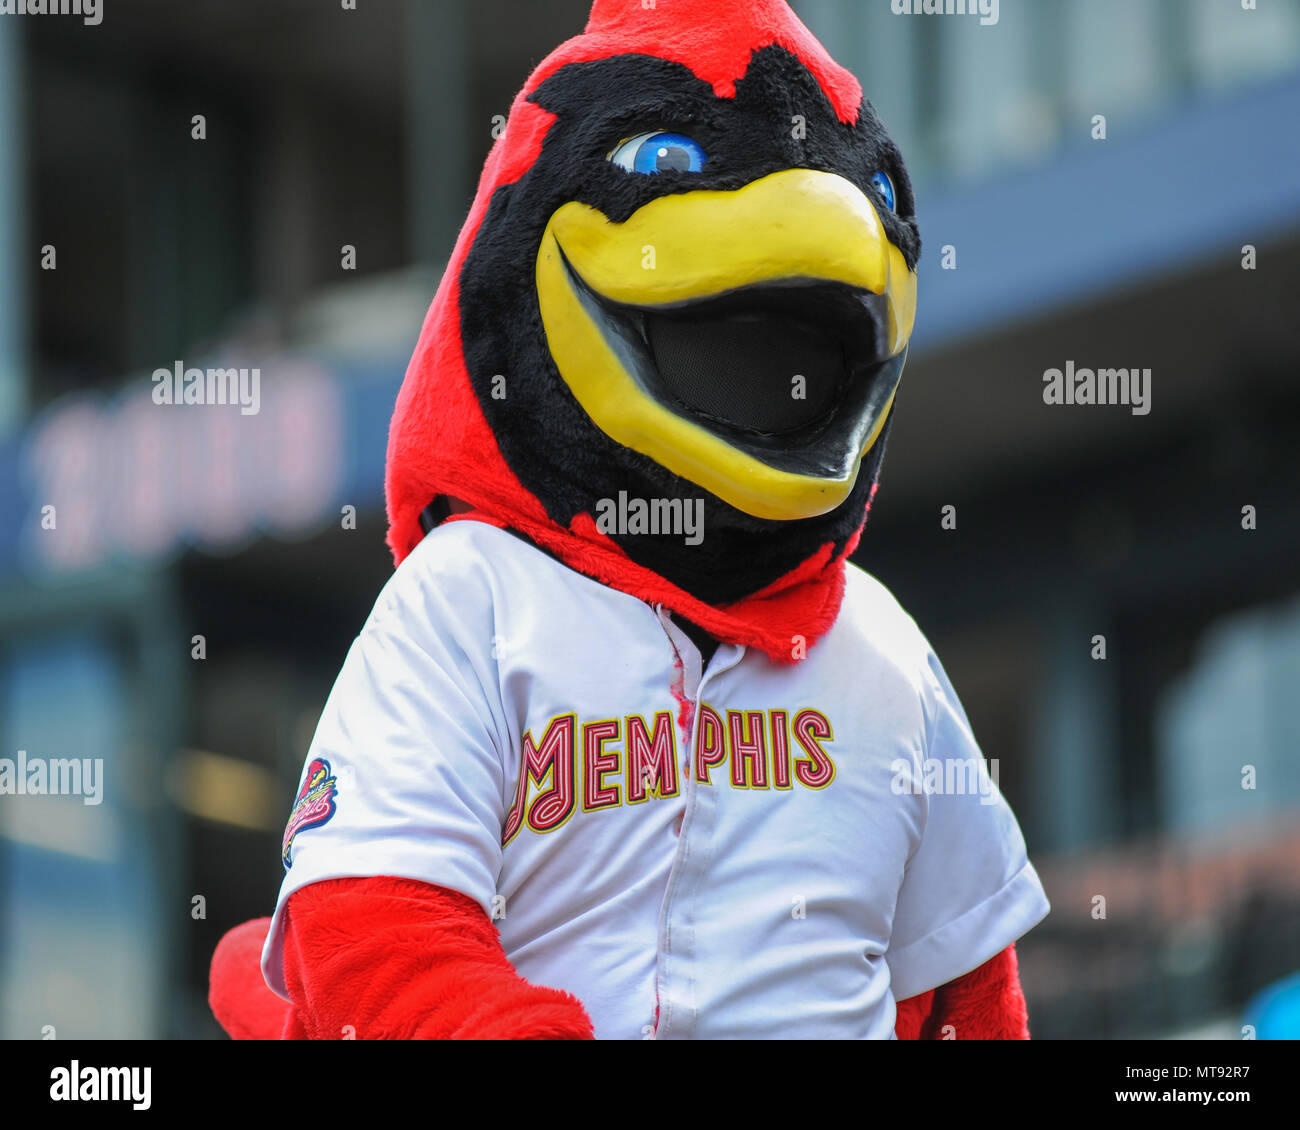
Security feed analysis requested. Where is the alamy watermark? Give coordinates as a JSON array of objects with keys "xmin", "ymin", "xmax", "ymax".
[
  {"xmin": 595, "ymin": 491, "xmax": 704, "ymax": 546},
  {"xmin": 50, "ymin": 1061, "xmax": 150, "ymax": 1111},
  {"xmin": 891, "ymin": 0, "xmax": 999, "ymax": 27},
  {"xmin": 891, "ymin": 755, "xmax": 1001, "ymax": 806},
  {"xmin": 0, "ymin": 0, "xmax": 102, "ymax": 25},
  {"xmin": 1043, "ymin": 361, "xmax": 1151, "ymax": 416},
  {"xmin": 152, "ymin": 362, "xmax": 261, "ymax": 416},
  {"xmin": 0, "ymin": 750, "xmax": 104, "ymax": 805}
]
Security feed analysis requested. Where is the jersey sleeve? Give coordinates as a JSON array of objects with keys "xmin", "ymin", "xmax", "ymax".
[
  {"xmin": 885, "ymin": 650, "xmax": 1050, "ymax": 1003},
  {"xmin": 261, "ymin": 547, "xmax": 509, "ymax": 999}
]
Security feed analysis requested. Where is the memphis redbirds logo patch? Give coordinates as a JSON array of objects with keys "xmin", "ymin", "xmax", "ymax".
[{"xmin": 282, "ymin": 758, "xmax": 338, "ymax": 869}]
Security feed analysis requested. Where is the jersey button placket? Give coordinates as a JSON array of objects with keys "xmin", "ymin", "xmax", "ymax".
[
  {"xmin": 651, "ymin": 605, "xmax": 701, "ymax": 1038},
  {"xmin": 651, "ymin": 604, "xmax": 744, "ymax": 1039}
]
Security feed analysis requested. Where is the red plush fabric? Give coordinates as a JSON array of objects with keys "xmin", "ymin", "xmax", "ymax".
[
  {"xmin": 894, "ymin": 945, "xmax": 1030, "ymax": 1040},
  {"xmin": 209, "ymin": 916, "xmax": 293, "ymax": 1040},
  {"xmin": 384, "ymin": 0, "xmax": 869, "ymax": 666},
  {"xmin": 893, "ymin": 987, "xmax": 937, "ymax": 1041},
  {"xmin": 582, "ymin": 0, "xmax": 861, "ymax": 121},
  {"xmin": 278, "ymin": 877, "xmax": 593, "ymax": 1040}
]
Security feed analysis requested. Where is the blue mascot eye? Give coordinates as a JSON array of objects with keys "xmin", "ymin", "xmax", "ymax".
[
  {"xmin": 871, "ymin": 169, "xmax": 897, "ymax": 213},
  {"xmin": 610, "ymin": 132, "xmax": 707, "ymax": 175}
]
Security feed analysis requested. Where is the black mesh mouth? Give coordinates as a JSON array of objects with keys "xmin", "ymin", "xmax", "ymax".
[
  {"xmin": 640, "ymin": 284, "xmax": 883, "ymax": 438},
  {"xmin": 562, "ymin": 252, "xmax": 906, "ymax": 481}
]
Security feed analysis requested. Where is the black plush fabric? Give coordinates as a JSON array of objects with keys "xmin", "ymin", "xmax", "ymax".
[{"xmin": 457, "ymin": 46, "xmax": 919, "ymax": 606}]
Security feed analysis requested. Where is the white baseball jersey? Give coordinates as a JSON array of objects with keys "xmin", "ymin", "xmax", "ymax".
[{"xmin": 262, "ymin": 519, "xmax": 1049, "ymax": 1039}]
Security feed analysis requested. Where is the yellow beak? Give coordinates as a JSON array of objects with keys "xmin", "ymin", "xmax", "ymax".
[{"xmin": 535, "ymin": 168, "xmax": 918, "ymax": 521}]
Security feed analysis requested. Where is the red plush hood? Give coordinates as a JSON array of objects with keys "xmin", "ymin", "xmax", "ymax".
[{"xmin": 385, "ymin": 0, "xmax": 871, "ymax": 664}]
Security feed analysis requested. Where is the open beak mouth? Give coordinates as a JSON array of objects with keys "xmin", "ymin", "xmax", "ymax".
[
  {"xmin": 566, "ymin": 254, "xmax": 905, "ymax": 482},
  {"xmin": 535, "ymin": 168, "xmax": 917, "ymax": 521}
]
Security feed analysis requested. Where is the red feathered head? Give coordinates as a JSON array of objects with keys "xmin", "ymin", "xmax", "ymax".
[{"xmin": 386, "ymin": 0, "xmax": 920, "ymax": 661}]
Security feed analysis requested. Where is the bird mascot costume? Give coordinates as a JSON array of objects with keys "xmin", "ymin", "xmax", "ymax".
[{"xmin": 210, "ymin": 0, "xmax": 1049, "ymax": 1040}]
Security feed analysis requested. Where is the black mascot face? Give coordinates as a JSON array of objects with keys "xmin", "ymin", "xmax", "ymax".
[{"xmin": 454, "ymin": 8, "xmax": 920, "ymax": 605}]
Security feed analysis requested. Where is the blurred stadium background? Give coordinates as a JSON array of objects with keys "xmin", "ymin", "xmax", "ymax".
[{"xmin": 0, "ymin": 0, "xmax": 1298, "ymax": 1039}]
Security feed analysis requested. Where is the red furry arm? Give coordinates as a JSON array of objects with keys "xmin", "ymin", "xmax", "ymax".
[
  {"xmin": 894, "ymin": 945, "xmax": 1029, "ymax": 1040},
  {"xmin": 280, "ymin": 875, "xmax": 594, "ymax": 1040},
  {"xmin": 893, "ymin": 987, "xmax": 936, "ymax": 1040}
]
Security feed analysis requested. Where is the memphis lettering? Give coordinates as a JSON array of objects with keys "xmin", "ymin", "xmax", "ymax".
[{"xmin": 503, "ymin": 706, "xmax": 835, "ymax": 844}]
